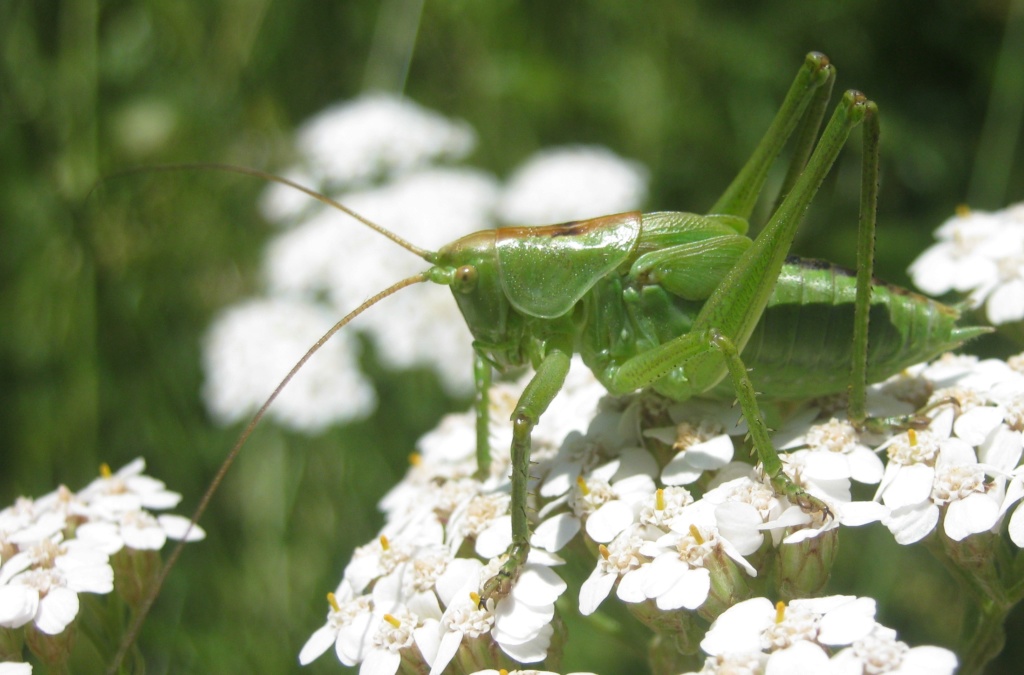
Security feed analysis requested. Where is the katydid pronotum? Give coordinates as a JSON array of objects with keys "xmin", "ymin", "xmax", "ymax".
[{"xmin": 113, "ymin": 51, "xmax": 987, "ymax": 670}]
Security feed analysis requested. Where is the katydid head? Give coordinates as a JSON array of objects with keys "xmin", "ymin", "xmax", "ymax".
[
  {"xmin": 429, "ymin": 229, "xmax": 514, "ymax": 348},
  {"xmin": 429, "ymin": 211, "xmax": 645, "ymax": 332}
]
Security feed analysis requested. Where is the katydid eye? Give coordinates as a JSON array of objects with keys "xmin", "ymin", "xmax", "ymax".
[{"xmin": 455, "ymin": 265, "xmax": 478, "ymax": 293}]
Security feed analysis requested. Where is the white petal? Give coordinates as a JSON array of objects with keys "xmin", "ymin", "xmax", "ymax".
[
  {"xmin": 981, "ymin": 427, "xmax": 1022, "ymax": 474},
  {"xmin": 803, "ymin": 452, "xmax": 851, "ymax": 481},
  {"xmin": 335, "ymin": 613, "xmax": 373, "ymax": 665},
  {"xmin": 64, "ymin": 562, "xmax": 114, "ymax": 595},
  {"xmin": 612, "ymin": 447, "xmax": 660, "ymax": 480},
  {"xmin": 817, "ymin": 597, "xmax": 876, "ymax": 645},
  {"xmin": 372, "ymin": 572, "xmax": 404, "ymax": 612},
  {"xmin": 360, "ymin": 647, "xmax": 401, "ymax": 675},
  {"xmin": 1010, "ymin": 504, "xmax": 1024, "ymax": 547},
  {"xmin": 846, "ymin": 449, "xmax": 885, "ymax": 484},
  {"xmin": 836, "ymin": 500, "xmax": 888, "ymax": 527},
  {"xmin": 987, "ymin": 279, "xmax": 1024, "ymax": 324},
  {"xmin": 435, "ymin": 559, "xmax": 483, "ymax": 606},
  {"xmin": 531, "ymin": 513, "xmax": 580, "ymax": 552},
  {"xmin": 475, "ymin": 516, "xmax": 512, "ymax": 558},
  {"xmin": 413, "ymin": 618, "xmax": 440, "ymax": 666},
  {"xmin": 157, "ymin": 515, "xmax": 206, "ymax": 542},
  {"xmin": 944, "ymin": 493, "xmax": 1000, "ymax": 541},
  {"xmin": 35, "ymin": 586, "xmax": 79, "ymax": 635},
  {"xmin": 885, "ymin": 503, "xmax": 939, "ymax": 545},
  {"xmin": 654, "ymin": 567, "xmax": 710, "ymax": 610},
  {"xmin": 660, "ymin": 459, "xmax": 703, "ymax": 486},
  {"xmin": 299, "ymin": 624, "xmax": 339, "ymax": 665},
  {"xmin": 611, "ymin": 474, "xmax": 657, "ymax": 500},
  {"xmin": 73, "ymin": 522, "xmax": 125, "ymax": 555},
  {"xmin": 540, "ymin": 461, "xmax": 580, "ymax": 498},
  {"xmin": 493, "ymin": 598, "xmax": 553, "ymax": 643},
  {"xmin": 700, "ymin": 597, "xmax": 775, "ymax": 655},
  {"xmin": 1002, "ymin": 477, "xmax": 1024, "ymax": 518},
  {"xmin": 714, "ymin": 501, "xmax": 764, "ymax": 556},
  {"xmin": 615, "ymin": 567, "xmax": 648, "ymax": 604},
  {"xmin": 760, "ymin": 505, "xmax": 812, "ymax": 530},
  {"xmin": 641, "ymin": 555, "xmax": 687, "ymax": 599},
  {"xmin": 122, "ymin": 525, "xmax": 167, "ymax": 551},
  {"xmin": 954, "ymin": 407, "xmax": 1005, "ymax": 445},
  {"xmin": 898, "ymin": 645, "xmax": 959, "ymax": 674},
  {"xmin": 937, "ymin": 438, "xmax": 978, "ymax": 467},
  {"xmin": 909, "ymin": 248, "xmax": 957, "ymax": 294},
  {"xmin": 686, "ymin": 435, "xmax": 735, "ymax": 469},
  {"xmin": 0, "ymin": 586, "xmax": 38, "ymax": 628},
  {"xmin": 496, "ymin": 621, "xmax": 552, "ymax": 663},
  {"xmin": 765, "ymin": 641, "xmax": 831, "ymax": 675},
  {"xmin": 511, "ymin": 565, "xmax": 566, "ymax": 606},
  {"xmin": 586, "ymin": 501, "xmax": 635, "ymax": 543},
  {"xmin": 428, "ymin": 630, "xmax": 463, "ymax": 675},
  {"xmin": 882, "ymin": 465, "xmax": 935, "ymax": 509},
  {"xmin": 408, "ymin": 591, "xmax": 443, "ymax": 623},
  {"xmin": 579, "ymin": 569, "xmax": 615, "ymax": 615}
]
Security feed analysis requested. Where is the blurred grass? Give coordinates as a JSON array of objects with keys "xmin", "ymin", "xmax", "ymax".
[{"xmin": 2, "ymin": 0, "xmax": 1023, "ymax": 672}]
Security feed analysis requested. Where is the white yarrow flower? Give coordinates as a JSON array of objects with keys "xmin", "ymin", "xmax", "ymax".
[
  {"xmin": 909, "ymin": 202, "xmax": 1024, "ymax": 325},
  {"xmin": 497, "ymin": 146, "xmax": 648, "ymax": 225},
  {"xmin": 201, "ymin": 297, "xmax": 376, "ymax": 432},
  {"xmin": 294, "ymin": 93, "xmax": 476, "ymax": 188}
]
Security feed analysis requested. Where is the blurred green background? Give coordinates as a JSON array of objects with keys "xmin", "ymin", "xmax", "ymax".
[{"xmin": 3, "ymin": 0, "xmax": 1024, "ymax": 672}]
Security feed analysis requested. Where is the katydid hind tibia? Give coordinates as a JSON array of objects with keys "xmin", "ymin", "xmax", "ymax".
[{"xmin": 115, "ymin": 51, "xmax": 988, "ymax": 669}]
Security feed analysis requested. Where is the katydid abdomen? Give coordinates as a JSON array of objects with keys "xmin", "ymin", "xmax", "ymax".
[{"xmin": 715, "ymin": 257, "xmax": 985, "ymax": 399}]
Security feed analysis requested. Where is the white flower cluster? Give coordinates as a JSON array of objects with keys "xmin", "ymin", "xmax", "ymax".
[
  {"xmin": 909, "ymin": 202, "xmax": 1024, "ymax": 325},
  {"xmin": 0, "ymin": 458, "xmax": 203, "ymax": 666},
  {"xmin": 685, "ymin": 595, "xmax": 957, "ymax": 674},
  {"xmin": 875, "ymin": 354, "xmax": 1024, "ymax": 545},
  {"xmin": 299, "ymin": 346, "xmax": 1022, "ymax": 672},
  {"xmin": 203, "ymin": 93, "xmax": 649, "ymax": 432}
]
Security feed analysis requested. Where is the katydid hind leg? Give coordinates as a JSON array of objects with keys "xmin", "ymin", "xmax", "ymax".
[
  {"xmin": 614, "ymin": 90, "xmax": 872, "ymax": 395},
  {"xmin": 771, "ymin": 64, "xmax": 837, "ymax": 212},
  {"xmin": 847, "ymin": 101, "xmax": 880, "ymax": 425},
  {"xmin": 481, "ymin": 350, "xmax": 571, "ymax": 602},
  {"xmin": 614, "ymin": 90, "xmax": 876, "ymax": 517},
  {"xmin": 708, "ymin": 329, "xmax": 831, "ymax": 516},
  {"xmin": 709, "ymin": 51, "xmax": 834, "ymax": 221}
]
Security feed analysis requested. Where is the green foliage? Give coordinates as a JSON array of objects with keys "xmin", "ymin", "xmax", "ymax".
[{"xmin": 1, "ymin": 0, "xmax": 1022, "ymax": 672}]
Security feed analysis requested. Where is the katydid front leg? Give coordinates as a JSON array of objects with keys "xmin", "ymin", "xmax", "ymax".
[
  {"xmin": 481, "ymin": 349, "xmax": 571, "ymax": 601},
  {"xmin": 474, "ymin": 352, "xmax": 494, "ymax": 481},
  {"xmin": 613, "ymin": 90, "xmax": 875, "ymax": 515}
]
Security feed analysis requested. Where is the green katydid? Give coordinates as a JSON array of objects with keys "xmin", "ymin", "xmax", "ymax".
[{"xmin": 113, "ymin": 51, "xmax": 988, "ymax": 670}]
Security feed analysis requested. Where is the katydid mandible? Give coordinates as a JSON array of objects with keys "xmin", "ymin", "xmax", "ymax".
[{"xmin": 115, "ymin": 51, "xmax": 987, "ymax": 669}]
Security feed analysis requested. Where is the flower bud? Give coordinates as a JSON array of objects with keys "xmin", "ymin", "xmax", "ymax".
[
  {"xmin": 776, "ymin": 527, "xmax": 837, "ymax": 599},
  {"xmin": 699, "ymin": 548, "xmax": 753, "ymax": 620},
  {"xmin": 112, "ymin": 547, "xmax": 162, "ymax": 611},
  {"xmin": 0, "ymin": 628, "xmax": 25, "ymax": 662},
  {"xmin": 26, "ymin": 622, "xmax": 75, "ymax": 671}
]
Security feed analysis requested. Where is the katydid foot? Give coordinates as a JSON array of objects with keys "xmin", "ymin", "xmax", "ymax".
[
  {"xmin": 768, "ymin": 470, "xmax": 834, "ymax": 522},
  {"xmin": 479, "ymin": 541, "xmax": 531, "ymax": 605}
]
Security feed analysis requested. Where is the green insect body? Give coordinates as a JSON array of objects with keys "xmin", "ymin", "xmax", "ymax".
[{"xmin": 421, "ymin": 53, "xmax": 988, "ymax": 596}]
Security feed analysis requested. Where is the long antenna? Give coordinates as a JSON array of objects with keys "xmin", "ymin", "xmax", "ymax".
[
  {"xmin": 103, "ymin": 163, "xmax": 436, "ymax": 261},
  {"xmin": 108, "ymin": 271, "xmax": 430, "ymax": 674}
]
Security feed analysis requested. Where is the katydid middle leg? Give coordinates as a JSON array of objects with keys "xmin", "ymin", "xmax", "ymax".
[{"xmin": 481, "ymin": 349, "xmax": 571, "ymax": 601}]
